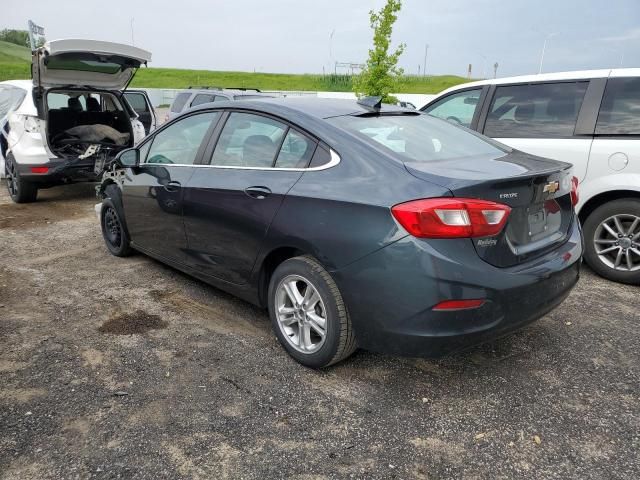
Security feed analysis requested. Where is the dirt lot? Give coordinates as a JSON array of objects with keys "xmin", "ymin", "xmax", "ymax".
[{"xmin": 0, "ymin": 182, "xmax": 638, "ymax": 480}]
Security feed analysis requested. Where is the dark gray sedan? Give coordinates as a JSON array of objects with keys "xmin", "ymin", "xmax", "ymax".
[{"xmin": 97, "ymin": 97, "xmax": 582, "ymax": 368}]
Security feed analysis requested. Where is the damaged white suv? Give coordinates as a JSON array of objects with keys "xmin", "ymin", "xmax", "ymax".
[{"xmin": 0, "ymin": 39, "xmax": 152, "ymax": 203}]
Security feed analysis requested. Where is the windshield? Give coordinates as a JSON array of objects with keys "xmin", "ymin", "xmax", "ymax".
[{"xmin": 329, "ymin": 113, "xmax": 509, "ymax": 163}]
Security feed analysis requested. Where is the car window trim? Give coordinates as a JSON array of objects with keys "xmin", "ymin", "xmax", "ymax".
[{"xmin": 477, "ymin": 79, "xmax": 595, "ymax": 139}]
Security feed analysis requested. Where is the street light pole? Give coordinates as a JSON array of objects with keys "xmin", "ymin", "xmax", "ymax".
[
  {"xmin": 538, "ymin": 33, "xmax": 558, "ymax": 74},
  {"xmin": 423, "ymin": 44, "xmax": 429, "ymax": 77}
]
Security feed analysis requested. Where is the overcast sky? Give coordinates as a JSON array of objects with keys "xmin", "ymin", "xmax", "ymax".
[{"xmin": 4, "ymin": 0, "xmax": 640, "ymax": 78}]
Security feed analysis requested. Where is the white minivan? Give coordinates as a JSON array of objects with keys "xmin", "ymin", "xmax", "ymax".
[
  {"xmin": 422, "ymin": 69, "xmax": 640, "ymax": 285},
  {"xmin": 0, "ymin": 39, "xmax": 154, "ymax": 203}
]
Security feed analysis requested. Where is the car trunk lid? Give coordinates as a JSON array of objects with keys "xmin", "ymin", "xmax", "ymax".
[
  {"xmin": 405, "ymin": 150, "xmax": 575, "ymax": 267},
  {"xmin": 33, "ymin": 39, "xmax": 152, "ymax": 91}
]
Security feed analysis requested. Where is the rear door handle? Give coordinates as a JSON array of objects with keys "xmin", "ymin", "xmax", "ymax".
[
  {"xmin": 244, "ymin": 186, "xmax": 272, "ymax": 200},
  {"xmin": 164, "ymin": 181, "xmax": 181, "ymax": 193}
]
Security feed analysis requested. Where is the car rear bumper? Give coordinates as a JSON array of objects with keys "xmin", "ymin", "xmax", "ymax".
[
  {"xmin": 16, "ymin": 157, "xmax": 100, "ymax": 184},
  {"xmin": 331, "ymin": 217, "xmax": 583, "ymax": 357}
]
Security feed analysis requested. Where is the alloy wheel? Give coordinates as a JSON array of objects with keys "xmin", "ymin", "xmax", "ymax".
[
  {"xmin": 593, "ymin": 214, "xmax": 640, "ymax": 272},
  {"xmin": 275, "ymin": 274, "xmax": 327, "ymax": 354}
]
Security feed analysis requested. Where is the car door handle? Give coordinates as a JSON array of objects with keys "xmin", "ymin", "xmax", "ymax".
[
  {"xmin": 244, "ymin": 186, "xmax": 272, "ymax": 200},
  {"xmin": 164, "ymin": 181, "xmax": 181, "ymax": 193}
]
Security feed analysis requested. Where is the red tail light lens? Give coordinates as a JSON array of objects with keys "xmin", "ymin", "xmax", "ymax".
[
  {"xmin": 433, "ymin": 299, "xmax": 485, "ymax": 311},
  {"xmin": 570, "ymin": 176, "xmax": 579, "ymax": 207},
  {"xmin": 30, "ymin": 166, "xmax": 49, "ymax": 174},
  {"xmin": 391, "ymin": 198, "xmax": 511, "ymax": 238}
]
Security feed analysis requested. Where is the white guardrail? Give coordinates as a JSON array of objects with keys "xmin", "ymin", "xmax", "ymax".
[{"xmin": 139, "ymin": 88, "xmax": 436, "ymax": 110}]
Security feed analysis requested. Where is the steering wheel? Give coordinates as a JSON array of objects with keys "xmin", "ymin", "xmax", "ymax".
[{"xmin": 446, "ymin": 116, "xmax": 462, "ymax": 125}]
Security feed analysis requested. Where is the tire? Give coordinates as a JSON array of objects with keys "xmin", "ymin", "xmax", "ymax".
[
  {"xmin": 583, "ymin": 198, "xmax": 640, "ymax": 285},
  {"xmin": 5, "ymin": 155, "xmax": 38, "ymax": 203},
  {"xmin": 268, "ymin": 255, "xmax": 357, "ymax": 368},
  {"xmin": 100, "ymin": 185, "xmax": 133, "ymax": 257}
]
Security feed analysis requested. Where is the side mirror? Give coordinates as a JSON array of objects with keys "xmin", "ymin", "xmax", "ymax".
[{"xmin": 116, "ymin": 148, "xmax": 139, "ymax": 167}]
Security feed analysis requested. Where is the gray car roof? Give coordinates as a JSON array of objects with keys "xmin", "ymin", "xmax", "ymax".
[{"xmin": 188, "ymin": 96, "xmax": 413, "ymax": 120}]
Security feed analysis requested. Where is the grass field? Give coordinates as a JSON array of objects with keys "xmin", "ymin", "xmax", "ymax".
[{"xmin": 0, "ymin": 40, "xmax": 471, "ymax": 93}]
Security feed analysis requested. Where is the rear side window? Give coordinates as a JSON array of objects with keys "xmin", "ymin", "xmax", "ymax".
[
  {"xmin": 484, "ymin": 82, "xmax": 588, "ymax": 138},
  {"xmin": 170, "ymin": 92, "xmax": 191, "ymax": 113},
  {"xmin": 0, "ymin": 86, "xmax": 26, "ymax": 118},
  {"xmin": 596, "ymin": 78, "xmax": 640, "ymax": 135},
  {"xmin": 274, "ymin": 129, "xmax": 316, "ymax": 168},
  {"xmin": 191, "ymin": 94, "xmax": 216, "ymax": 107},
  {"xmin": 210, "ymin": 112, "xmax": 287, "ymax": 168},
  {"xmin": 145, "ymin": 112, "xmax": 218, "ymax": 165},
  {"xmin": 423, "ymin": 88, "xmax": 482, "ymax": 128},
  {"xmin": 124, "ymin": 92, "xmax": 149, "ymax": 112}
]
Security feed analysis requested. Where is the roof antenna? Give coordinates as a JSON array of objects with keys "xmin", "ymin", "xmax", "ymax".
[{"xmin": 357, "ymin": 96, "xmax": 382, "ymax": 110}]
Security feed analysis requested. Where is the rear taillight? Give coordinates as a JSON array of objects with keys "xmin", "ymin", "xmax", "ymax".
[
  {"xmin": 30, "ymin": 166, "xmax": 49, "ymax": 174},
  {"xmin": 570, "ymin": 176, "xmax": 579, "ymax": 207},
  {"xmin": 391, "ymin": 198, "xmax": 511, "ymax": 238}
]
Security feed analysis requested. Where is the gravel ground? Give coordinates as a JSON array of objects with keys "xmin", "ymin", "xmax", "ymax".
[{"xmin": 0, "ymin": 181, "xmax": 638, "ymax": 480}]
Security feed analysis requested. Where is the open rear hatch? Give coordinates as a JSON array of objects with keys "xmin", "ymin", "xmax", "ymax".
[
  {"xmin": 33, "ymin": 39, "xmax": 152, "ymax": 91},
  {"xmin": 405, "ymin": 150, "xmax": 576, "ymax": 267}
]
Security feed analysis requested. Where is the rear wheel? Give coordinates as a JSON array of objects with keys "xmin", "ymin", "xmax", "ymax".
[
  {"xmin": 268, "ymin": 256, "xmax": 356, "ymax": 368},
  {"xmin": 583, "ymin": 198, "xmax": 640, "ymax": 284},
  {"xmin": 5, "ymin": 155, "xmax": 38, "ymax": 203}
]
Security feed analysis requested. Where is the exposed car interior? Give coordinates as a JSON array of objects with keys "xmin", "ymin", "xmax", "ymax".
[{"xmin": 46, "ymin": 90, "xmax": 134, "ymax": 159}]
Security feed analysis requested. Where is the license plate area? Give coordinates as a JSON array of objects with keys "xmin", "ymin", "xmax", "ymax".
[{"xmin": 528, "ymin": 207, "xmax": 547, "ymax": 238}]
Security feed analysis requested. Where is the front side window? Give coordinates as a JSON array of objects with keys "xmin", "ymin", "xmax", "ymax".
[
  {"xmin": 171, "ymin": 92, "xmax": 191, "ymax": 113},
  {"xmin": 145, "ymin": 112, "xmax": 218, "ymax": 165},
  {"xmin": 423, "ymin": 88, "xmax": 481, "ymax": 128},
  {"xmin": 274, "ymin": 129, "xmax": 316, "ymax": 168},
  {"xmin": 596, "ymin": 78, "xmax": 640, "ymax": 135},
  {"xmin": 329, "ymin": 113, "xmax": 507, "ymax": 163},
  {"xmin": 210, "ymin": 112, "xmax": 287, "ymax": 168},
  {"xmin": 484, "ymin": 82, "xmax": 588, "ymax": 138}
]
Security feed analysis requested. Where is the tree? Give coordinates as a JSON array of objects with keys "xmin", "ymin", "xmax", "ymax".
[
  {"xmin": 0, "ymin": 29, "xmax": 31, "ymax": 48},
  {"xmin": 353, "ymin": 0, "xmax": 406, "ymax": 104}
]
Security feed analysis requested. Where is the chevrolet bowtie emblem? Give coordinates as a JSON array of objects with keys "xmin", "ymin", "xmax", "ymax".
[{"xmin": 543, "ymin": 181, "xmax": 560, "ymax": 194}]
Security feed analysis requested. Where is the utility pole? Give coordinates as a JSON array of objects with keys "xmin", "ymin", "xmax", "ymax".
[
  {"xmin": 493, "ymin": 62, "xmax": 499, "ymax": 78},
  {"xmin": 423, "ymin": 43, "xmax": 429, "ymax": 77}
]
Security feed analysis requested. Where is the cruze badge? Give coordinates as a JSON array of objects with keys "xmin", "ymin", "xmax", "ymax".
[
  {"xmin": 500, "ymin": 192, "xmax": 518, "ymax": 199},
  {"xmin": 543, "ymin": 181, "xmax": 560, "ymax": 194}
]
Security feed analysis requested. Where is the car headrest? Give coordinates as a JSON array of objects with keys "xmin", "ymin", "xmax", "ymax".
[
  {"xmin": 86, "ymin": 97, "xmax": 101, "ymax": 112},
  {"xmin": 514, "ymin": 102, "xmax": 534, "ymax": 122},
  {"xmin": 68, "ymin": 97, "xmax": 83, "ymax": 113}
]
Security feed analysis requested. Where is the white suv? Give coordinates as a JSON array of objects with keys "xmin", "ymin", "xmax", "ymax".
[
  {"xmin": 422, "ymin": 69, "xmax": 640, "ymax": 284},
  {"xmin": 0, "ymin": 39, "xmax": 153, "ymax": 203}
]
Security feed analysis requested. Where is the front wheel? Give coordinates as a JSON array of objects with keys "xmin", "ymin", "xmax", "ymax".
[
  {"xmin": 5, "ymin": 156, "xmax": 38, "ymax": 203},
  {"xmin": 268, "ymin": 256, "xmax": 357, "ymax": 368},
  {"xmin": 100, "ymin": 197, "xmax": 133, "ymax": 257},
  {"xmin": 583, "ymin": 198, "xmax": 640, "ymax": 284}
]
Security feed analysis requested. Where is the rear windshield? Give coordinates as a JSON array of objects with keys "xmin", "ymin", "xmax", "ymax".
[
  {"xmin": 171, "ymin": 92, "xmax": 191, "ymax": 113},
  {"xmin": 329, "ymin": 113, "xmax": 508, "ymax": 163}
]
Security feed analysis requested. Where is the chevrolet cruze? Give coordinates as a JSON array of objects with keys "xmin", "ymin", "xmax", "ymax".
[{"xmin": 97, "ymin": 97, "xmax": 582, "ymax": 368}]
